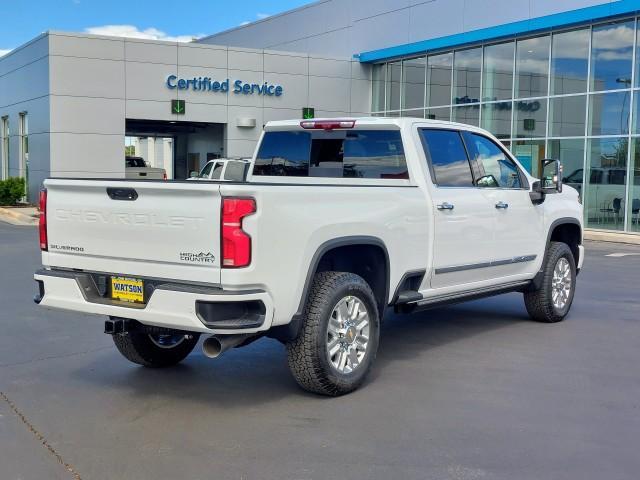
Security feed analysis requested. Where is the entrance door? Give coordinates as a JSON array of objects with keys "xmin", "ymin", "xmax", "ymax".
[
  {"xmin": 419, "ymin": 128, "xmax": 497, "ymax": 290},
  {"xmin": 463, "ymin": 132, "xmax": 544, "ymax": 278}
]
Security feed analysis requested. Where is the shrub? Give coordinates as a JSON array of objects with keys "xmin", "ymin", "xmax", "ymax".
[{"xmin": 0, "ymin": 177, "xmax": 26, "ymax": 205}]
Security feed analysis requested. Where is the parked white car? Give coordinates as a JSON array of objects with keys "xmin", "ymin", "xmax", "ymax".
[
  {"xmin": 125, "ymin": 156, "xmax": 166, "ymax": 180},
  {"xmin": 35, "ymin": 118, "xmax": 584, "ymax": 396},
  {"xmin": 189, "ymin": 158, "xmax": 250, "ymax": 182}
]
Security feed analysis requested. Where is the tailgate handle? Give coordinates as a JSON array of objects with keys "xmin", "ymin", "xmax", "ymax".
[{"xmin": 107, "ymin": 187, "xmax": 138, "ymax": 201}]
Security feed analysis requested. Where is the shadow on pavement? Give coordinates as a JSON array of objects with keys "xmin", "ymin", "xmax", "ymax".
[{"xmin": 70, "ymin": 292, "xmax": 531, "ymax": 406}]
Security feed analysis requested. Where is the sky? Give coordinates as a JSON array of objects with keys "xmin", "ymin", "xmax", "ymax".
[{"xmin": 0, "ymin": 0, "xmax": 311, "ymax": 56}]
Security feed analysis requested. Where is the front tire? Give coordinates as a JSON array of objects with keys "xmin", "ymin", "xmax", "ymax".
[
  {"xmin": 524, "ymin": 242, "xmax": 577, "ymax": 323},
  {"xmin": 287, "ymin": 272, "xmax": 380, "ymax": 396},
  {"xmin": 112, "ymin": 324, "xmax": 200, "ymax": 368}
]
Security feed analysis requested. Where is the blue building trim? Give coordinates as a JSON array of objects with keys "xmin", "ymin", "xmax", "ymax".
[{"xmin": 357, "ymin": 0, "xmax": 640, "ymax": 63}]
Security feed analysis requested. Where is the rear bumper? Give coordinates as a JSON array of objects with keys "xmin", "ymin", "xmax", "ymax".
[{"xmin": 34, "ymin": 269, "xmax": 274, "ymax": 335}]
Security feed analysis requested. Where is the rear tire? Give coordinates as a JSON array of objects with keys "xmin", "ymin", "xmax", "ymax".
[
  {"xmin": 524, "ymin": 242, "xmax": 576, "ymax": 323},
  {"xmin": 287, "ymin": 271, "xmax": 380, "ymax": 396},
  {"xmin": 112, "ymin": 325, "xmax": 200, "ymax": 368}
]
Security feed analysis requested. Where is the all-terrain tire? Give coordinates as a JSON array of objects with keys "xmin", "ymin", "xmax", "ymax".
[
  {"xmin": 287, "ymin": 271, "xmax": 380, "ymax": 396},
  {"xmin": 112, "ymin": 324, "xmax": 200, "ymax": 368},
  {"xmin": 524, "ymin": 241, "xmax": 576, "ymax": 323}
]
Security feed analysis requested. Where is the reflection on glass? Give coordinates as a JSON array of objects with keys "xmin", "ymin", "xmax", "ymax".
[
  {"xmin": 513, "ymin": 140, "xmax": 546, "ymax": 176},
  {"xmin": 427, "ymin": 53, "xmax": 453, "ymax": 107},
  {"xmin": 588, "ymin": 91, "xmax": 630, "ymax": 136},
  {"xmin": 514, "ymin": 98, "xmax": 547, "ymax": 138},
  {"xmin": 483, "ymin": 42, "xmax": 514, "ymax": 101},
  {"xmin": 403, "ymin": 109, "xmax": 425, "ymax": 118},
  {"xmin": 481, "ymin": 102, "xmax": 512, "ymax": 138},
  {"xmin": 590, "ymin": 21, "xmax": 634, "ymax": 91},
  {"xmin": 550, "ymin": 95, "xmax": 586, "ymax": 137},
  {"xmin": 420, "ymin": 129, "xmax": 474, "ymax": 187},
  {"xmin": 402, "ymin": 57, "xmax": 425, "ymax": 110},
  {"xmin": 453, "ymin": 48, "xmax": 482, "ymax": 104},
  {"xmin": 584, "ymin": 138, "xmax": 628, "ymax": 230},
  {"xmin": 386, "ymin": 62, "xmax": 401, "ymax": 111},
  {"xmin": 631, "ymin": 93, "xmax": 640, "ymax": 134},
  {"xmin": 549, "ymin": 139, "xmax": 585, "ymax": 201},
  {"xmin": 426, "ymin": 107, "xmax": 451, "ymax": 121},
  {"xmin": 551, "ymin": 28, "xmax": 589, "ymax": 95},
  {"xmin": 372, "ymin": 64, "xmax": 386, "ymax": 112},
  {"xmin": 452, "ymin": 105, "xmax": 478, "ymax": 126},
  {"xmin": 516, "ymin": 36, "xmax": 549, "ymax": 98},
  {"xmin": 628, "ymin": 140, "xmax": 640, "ymax": 231}
]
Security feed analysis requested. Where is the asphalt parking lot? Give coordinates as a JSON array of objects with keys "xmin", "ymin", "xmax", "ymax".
[{"xmin": 1, "ymin": 221, "xmax": 639, "ymax": 480}]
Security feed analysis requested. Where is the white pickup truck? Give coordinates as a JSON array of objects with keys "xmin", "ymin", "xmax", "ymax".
[{"xmin": 34, "ymin": 118, "xmax": 584, "ymax": 396}]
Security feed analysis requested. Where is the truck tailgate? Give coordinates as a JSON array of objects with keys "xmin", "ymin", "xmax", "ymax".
[{"xmin": 43, "ymin": 179, "xmax": 222, "ymax": 284}]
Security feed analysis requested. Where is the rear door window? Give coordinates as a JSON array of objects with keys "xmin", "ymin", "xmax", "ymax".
[
  {"xmin": 253, "ymin": 130, "xmax": 408, "ymax": 179},
  {"xmin": 419, "ymin": 129, "xmax": 474, "ymax": 187}
]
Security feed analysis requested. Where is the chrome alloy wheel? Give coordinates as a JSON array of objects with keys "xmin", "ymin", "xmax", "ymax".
[
  {"xmin": 326, "ymin": 296, "xmax": 370, "ymax": 374},
  {"xmin": 551, "ymin": 257, "xmax": 572, "ymax": 310},
  {"xmin": 148, "ymin": 334, "xmax": 187, "ymax": 349}
]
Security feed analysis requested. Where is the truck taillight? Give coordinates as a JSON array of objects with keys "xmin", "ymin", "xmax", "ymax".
[
  {"xmin": 221, "ymin": 197, "xmax": 256, "ymax": 268},
  {"xmin": 39, "ymin": 189, "xmax": 48, "ymax": 251}
]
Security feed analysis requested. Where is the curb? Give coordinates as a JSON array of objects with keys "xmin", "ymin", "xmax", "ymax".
[
  {"xmin": 0, "ymin": 207, "xmax": 38, "ymax": 226},
  {"xmin": 584, "ymin": 229, "xmax": 640, "ymax": 246}
]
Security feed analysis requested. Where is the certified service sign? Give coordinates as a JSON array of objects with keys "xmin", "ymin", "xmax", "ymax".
[{"xmin": 167, "ymin": 75, "xmax": 283, "ymax": 96}]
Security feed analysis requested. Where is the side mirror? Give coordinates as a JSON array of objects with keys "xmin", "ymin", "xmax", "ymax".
[
  {"xmin": 530, "ymin": 181, "xmax": 545, "ymax": 205},
  {"xmin": 144, "ymin": 161, "xmax": 151, "ymax": 167},
  {"xmin": 541, "ymin": 159, "xmax": 562, "ymax": 193},
  {"xmin": 189, "ymin": 171, "xmax": 198, "ymax": 178}
]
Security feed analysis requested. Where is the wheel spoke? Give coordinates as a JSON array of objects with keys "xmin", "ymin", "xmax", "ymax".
[
  {"xmin": 348, "ymin": 348, "xmax": 359, "ymax": 369},
  {"xmin": 328, "ymin": 338, "xmax": 341, "ymax": 357}
]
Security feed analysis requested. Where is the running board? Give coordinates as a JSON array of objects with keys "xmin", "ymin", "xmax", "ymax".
[{"xmin": 395, "ymin": 281, "xmax": 531, "ymax": 313}]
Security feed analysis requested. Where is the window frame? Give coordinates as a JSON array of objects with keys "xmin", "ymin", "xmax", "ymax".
[
  {"xmin": 418, "ymin": 127, "xmax": 477, "ymax": 188},
  {"xmin": 461, "ymin": 131, "xmax": 530, "ymax": 190}
]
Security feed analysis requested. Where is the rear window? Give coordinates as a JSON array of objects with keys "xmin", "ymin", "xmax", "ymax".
[
  {"xmin": 126, "ymin": 157, "xmax": 146, "ymax": 168},
  {"xmin": 253, "ymin": 130, "xmax": 408, "ymax": 179}
]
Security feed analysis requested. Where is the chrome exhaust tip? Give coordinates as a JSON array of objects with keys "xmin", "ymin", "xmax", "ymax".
[{"xmin": 202, "ymin": 334, "xmax": 252, "ymax": 359}]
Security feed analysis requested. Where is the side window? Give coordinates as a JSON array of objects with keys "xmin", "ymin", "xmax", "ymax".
[
  {"xmin": 419, "ymin": 129, "xmax": 474, "ymax": 187},
  {"xmin": 199, "ymin": 161, "xmax": 214, "ymax": 178},
  {"xmin": 210, "ymin": 162, "xmax": 224, "ymax": 180},
  {"xmin": 464, "ymin": 133, "xmax": 523, "ymax": 188}
]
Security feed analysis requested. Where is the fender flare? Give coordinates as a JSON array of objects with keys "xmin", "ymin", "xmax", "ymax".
[{"xmin": 269, "ymin": 236, "xmax": 390, "ymax": 342}]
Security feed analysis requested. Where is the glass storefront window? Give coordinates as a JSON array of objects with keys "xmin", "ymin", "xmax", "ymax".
[
  {"xmin": 628, "ymin": 139, "xmax": 640, "ymax": 231},
  {"xmin": 550, "ymin": 95, "xmax": 587, "ymax": 137},
  {"xmin": 588, "ymin": 91, "xmax": 631, "ymax": 136},
  {"xmin": 403, "ymin": 109, "xmax": 425, "ymax": 118},
  {"xmin": 386, "ymin": 62, "xmax": 402, "ymax": 111},
  {"xmin": 513, "ymin": 140, "xmax": 546, "ymax": 177},
  {"xmin": 551, "ymin": 28, "xmax": 589, "ymax": 95},
  {"xmin": 402, "ymin": 57, "xmax": 425, "ymax": 110},
  {"xmin": 427, "ymin": 53, "xmax": 453, "ymax": 107},
  {"xmin": 590, "ymin": 21, "xmax": 634, "ymax": 92},
  {"xmin": 426, "ymin": 107, "xmax": 451, "ymax": 122},
  {"xmin": 451, "ymin": 105, "xmax": 478, "ymax": 126},
  {"xmin": 453, "ymin": 48, "xmax": 482, "ymax": 104},
  {"xmin": 482, "ymin": 42, "xmax": 514, "ymax": 101},
  {"xmin": 549, "ymin": 139, "xmax": 586, "ymax": 201},
  {"xmin": 515, "ymin": 36, "xmax": 550, "ymax": 99},
  {"xmin": 481, "ymin": 102, "xmax": 512, "ymax": 139},
  {"xmin": 513, "ymin": 98, "xmax": 547, "ymax": 138},
  {"xmin": 372, "ymin": 64, "xmax": 386, "ymax": 112},
  {"xmin": 584, "ymin": 138, "xmax": 628, "ymax": 230}
]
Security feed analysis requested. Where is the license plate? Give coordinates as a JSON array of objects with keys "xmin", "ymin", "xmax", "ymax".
[{"xmin": 111, "ymin": 276, "xmax": 144, "ymax": 304}]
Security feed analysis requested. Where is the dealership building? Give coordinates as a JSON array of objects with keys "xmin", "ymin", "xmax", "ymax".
[{"xmin": 1, "ymin": 0, "xmax": 640, "ymax": 233}]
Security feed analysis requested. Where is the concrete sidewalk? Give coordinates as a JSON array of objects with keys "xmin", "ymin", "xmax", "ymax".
[{"xmin": 0, "ymin": 206, "xmax": 38, "ymax": 226}]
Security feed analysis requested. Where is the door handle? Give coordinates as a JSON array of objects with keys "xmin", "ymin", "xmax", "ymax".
[
  {"xmin": 495, "ymin": 201, "xmax": 509, "ymax": 209},
  {"xmin": 437, "ymin": 202, "xmax": 455, "ymax": 211}
]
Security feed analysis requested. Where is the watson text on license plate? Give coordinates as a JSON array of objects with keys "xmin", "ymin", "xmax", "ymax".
[{"xmin": 111, "ymin": 277, "xmax": 144, "ymax": 303}]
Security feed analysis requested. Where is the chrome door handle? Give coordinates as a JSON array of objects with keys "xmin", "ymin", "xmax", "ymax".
[
  {"xmin": 495, "ymin": 201, "xmax": 509, "ymax": 209},
  {"xmin": 437, "ymin": 202, "xmax": 455, "ymax": 211}
]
